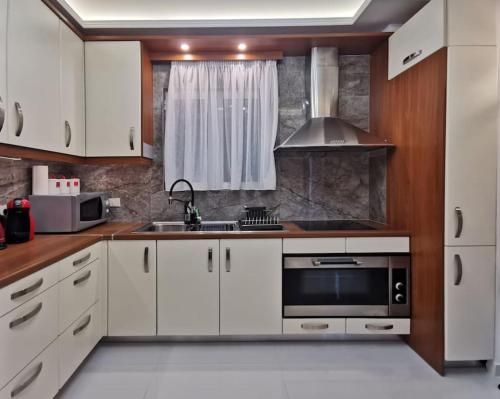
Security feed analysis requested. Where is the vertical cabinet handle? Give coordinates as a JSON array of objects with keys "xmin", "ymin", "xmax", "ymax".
[
  {"xmin": 10, "ymin": 362, "xmax": 43, "ymax": 398},
  {"xmin": 129, "ymin": 127, "xmax": 135, "ymax": 151},
  {"xmin": 402, "ymin": 49, "xmax": 422, "ymax": 65},
  {"xmin": 0, "ymin": 96, "xmax": 5, "ymax": 133},
  {"xmin": 454, "ymin": 254, "xmax": 463, "ymax": 286},
  {"xmin": 225, "ymin": 248, "xmax": 231, "ymax": 272},
  {"xmin": 454, "ymin": 207, "xmax": 463, "ymax": 238},
  {"xmin": 65, "ymin": 120, "xmax": 72, "ymax": 148},
  {"xmin": 144, "ymin": 246, "xmax": 150, "ymax": 273},
  {"xmin": 14, "ymin": 102, "xmax": 23, "ymax": 137},
  {"xmin": 208, "ymin": 248, "xmax": 213, "ymax": 273}
]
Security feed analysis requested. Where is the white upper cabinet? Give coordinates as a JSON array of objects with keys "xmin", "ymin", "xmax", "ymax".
[
  {"xmin": 0, "ymin": 0, "xmax": 7, "ymax": 144},
  {"xmin": 444, "ymin": 47, "xmax": 497, "ymax": 246},
  {"xmin": 220, "ymin": 239, "xmax": 282, "ymax": 335},
  {"xmin": 60, "ymin": 23, "xmax": 85, "ymax": 156},
  {"xmin": 7, "ymin": 0, "xmax": 61, "ymax": 152},
  {"xmin": 85, "ymin": 41, "xmax": 142, "ymax": 157},
  {"xmin": 157, "ymin": 240, "xmax": 220, "ymax": 336}
]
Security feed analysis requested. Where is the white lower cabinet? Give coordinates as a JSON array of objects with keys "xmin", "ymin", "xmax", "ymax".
[
  {"xmin": 346, "ymin": 318, "xmax": 410, "ymax": 335},
  {"xmin": 157, "ymin": 240, "xmax": 219, "ymax": 336},
  {"xmin": 445, "ymin": 246, "xmax": 495, "ymax": 361},
  {"xmin": 0, "ymin": 341, "xmax": 58, "ymax": 399},
  {"xmin": 108, "ymin": 241, "xmax": 157, "ymax": 336},
  {"xmin": 220, "ymin": 239, "xmax": 282, "ymax": 335},
  {"xmin": 283, "ymin": 319, "xmax": 346, "ymax": 334}
]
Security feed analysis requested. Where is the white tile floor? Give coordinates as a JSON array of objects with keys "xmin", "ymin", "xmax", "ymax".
[{"xmin": 57, "ymin": 341, "xmax": 499, "ymax": 399}]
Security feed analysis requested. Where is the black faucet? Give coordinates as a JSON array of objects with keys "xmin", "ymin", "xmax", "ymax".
[{"xmin": 168, "ymin": 179, "xmax": 201, "ymax": 225}]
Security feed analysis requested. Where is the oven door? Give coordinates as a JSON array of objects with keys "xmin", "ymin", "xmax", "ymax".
[
  {"xmin": 283, "ymin": 256, "xmax": 389, "ymax": 317},
  {"xmin": 74, "ymin": 193, "xmax": 108, "ymax": 231}
]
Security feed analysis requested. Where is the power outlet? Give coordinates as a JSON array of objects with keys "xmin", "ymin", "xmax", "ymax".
[{"xmin": 107, "ymin": 198, "xmax": 121, "ymax": 208}]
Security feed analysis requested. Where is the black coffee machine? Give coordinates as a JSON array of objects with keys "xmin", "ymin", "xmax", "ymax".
[{"xmin": 4, "ymin": 198, "xmax": 35, "ymax": 243}]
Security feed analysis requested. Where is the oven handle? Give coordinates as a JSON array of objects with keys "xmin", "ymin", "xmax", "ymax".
[{"xmin": 311, "ymin": 258, "xmax": 364, "ymax": 267}]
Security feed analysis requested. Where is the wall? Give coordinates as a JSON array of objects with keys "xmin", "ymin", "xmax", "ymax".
[{"xmin": 0, "ymin": 55, "xmax": 387, "ymax": 223}]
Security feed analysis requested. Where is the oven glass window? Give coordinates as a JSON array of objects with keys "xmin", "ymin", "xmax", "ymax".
[
  {"xmin": 80, "ymin": 197, "xmax": 103, "ymax": 222},
  {"xmin": 284, "ymin": 268, "xmax": 388, "ymax": 306}
]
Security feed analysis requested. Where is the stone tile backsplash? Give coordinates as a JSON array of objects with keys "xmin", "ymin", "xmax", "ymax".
[{"xmin": 0, "ymin": 55, "xmax": 386, "ymax": 223}]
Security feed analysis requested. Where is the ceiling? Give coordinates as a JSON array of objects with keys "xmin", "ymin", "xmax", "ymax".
[{"xmin": 57, "ymin": 0, "xmax": 429, "ymax": 30}]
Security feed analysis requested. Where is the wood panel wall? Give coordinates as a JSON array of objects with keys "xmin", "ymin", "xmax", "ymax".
[{"xmin": 370, "ymin": 42, "xmax": 447, "ymax": 375}]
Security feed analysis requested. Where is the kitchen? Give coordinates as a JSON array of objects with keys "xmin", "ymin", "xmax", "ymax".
[{"xmin": 0, "ymin": 0, "xmax": 497, "ymax": 398}]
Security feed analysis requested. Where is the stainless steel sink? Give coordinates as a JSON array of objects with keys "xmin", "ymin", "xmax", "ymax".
[{"xmin": 134, "ymin": 221, "xmax": 239, "ymax": 233}]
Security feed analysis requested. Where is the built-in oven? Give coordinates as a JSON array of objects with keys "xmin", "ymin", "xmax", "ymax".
[{"xmin": 283, "ymin": 255, "xmax": 410, "ymax": 318}]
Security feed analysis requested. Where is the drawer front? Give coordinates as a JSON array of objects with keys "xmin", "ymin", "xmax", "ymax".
[
  {"xmin": 346, "ymin": 318, "xmax": 410, "ymax": 335},
  {"xmin": 58, "ymin": 242, "xmax": 101, "ymax": 281},
  {"xmin": 346, "ymin": 237, "xmax": 409, "ymax": 253},
  {"xmin": 283, "ymin": 318, "xmax": 346, "ymax": 334},
  {"xmin": 59, "ymin": 303, "xmax": 101, "ymax": 388},
  {"xmin": 388, "ymin": 0, "xmax": 445, "ymax": 80},
  {"xmin": 0, "ymin": 264, "xmax": 58, "ymax": 318},
  {"xmin": 0, "ymin": 286, "xmax": 58, "ymax": 389},
  {"xmin": 0, "ymin": 341, "xmax": 58, "ymax": 399},
  {"xmin": 59, "ymin": 260, "xmax": 100, "ymax": 333},
  {"xmin": 283, "ymin": 238, "xmax": 345, "ymax": 254}
]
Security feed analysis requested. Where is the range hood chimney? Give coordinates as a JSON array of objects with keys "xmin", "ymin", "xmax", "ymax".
[{"xmin": 275, "ymin": 47, "xmax": 392, "ymax": 151}]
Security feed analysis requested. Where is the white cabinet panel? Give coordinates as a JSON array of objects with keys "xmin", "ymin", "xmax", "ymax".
[
  {"xmin": 283, "ymin": 318, "xmax": 346, "ymax": 335},
  {"xmin": 58, "ymin": 242, "xmax": 101, "ymax": 281},
  {"xmin": 444, "ymin": 47, "xmax": 497, "ymax": 247},
  {"xmin": 7, "ymin": 0, "xmax": 61, "ymax": 152},
  {"xmin": 158, "ymin": 240, "xmax": 219, "ymax": 336},
  {"xmin": 85, "ymin": 41, "xmax": 142, "ymax": 157},
  {"xmin": 60, "ymin": 23, "xmax": 85, "ymax": 156},
  {"xmin": 0, "ymin": 0, "xmax": 7, "ymax": 143},
  {"xmin": 346, "ymin": 318, "xmax": 410, "ymax": 335},
  {"xmin": 108, "ymin": 241, "xmax": 156, "ymax": 336},
  {"xmin": 346, "ymin": 237, "xmax": 410, "ymax": 253},
  {"xmin": 220, "ymin": 239, "xmax": 282, "ymax": 335},
  {"xmin": 283, "ymin": 238, "xmax": 344, "ymax": 254},
  {"xmin": 447, "ymin": 0, "xmax": 496, "ymax": 46},
  {"xmin": 445, "ymin": 246, "xmax": 495, "ymax": 361}
]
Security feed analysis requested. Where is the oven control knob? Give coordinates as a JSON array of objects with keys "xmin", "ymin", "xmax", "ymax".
[
  {"xmin": 395, "ymin": 282, "xmax": 404, "ymax": 291},
  {"xmin": 395, "ymin": 294, "xmax": 404, "ymax": 303}
]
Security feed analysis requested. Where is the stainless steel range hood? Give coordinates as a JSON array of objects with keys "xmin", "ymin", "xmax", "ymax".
[{"xmin": 275, "ymin": 47, "xmax": 392, "ymax": 151}]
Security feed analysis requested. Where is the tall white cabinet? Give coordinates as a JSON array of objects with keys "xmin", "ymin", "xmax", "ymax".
[
  {"xmin": 390, "ymin": 0, "xmax": 497, "ymax": 362},
  {"xmin": 0, "ymin": 0, "xmax": 7, "ymax": 144}
]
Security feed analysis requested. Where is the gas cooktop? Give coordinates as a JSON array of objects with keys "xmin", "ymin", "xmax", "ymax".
[{"xmin": 292, "ymin": 220, "xmax": 376, "ymax": 231}]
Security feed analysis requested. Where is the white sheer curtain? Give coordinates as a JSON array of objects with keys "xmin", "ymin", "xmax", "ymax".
[{"xmin": 164, "ymin": 60, "xmax": 279, "ymax": 191}]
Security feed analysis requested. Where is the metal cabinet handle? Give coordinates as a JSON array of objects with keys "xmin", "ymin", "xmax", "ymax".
[
  {"xmin": 144, "ymin": 246, "xmax": 150, "ymax": 273},
  {"xmin": 403, "ymin": 49, "xmax": 422, "ymax": 65},
  {"xmin": 73, "ymin": 252, "xmax": 91, "ymax": 267},
  {"xmin": 365, "ymin": 323, "xmax": 394, "ymax": 331},
  {"xmin": 65, "ymin": 120, "xmax": 72, "ymax": 148},
  {"xmin": 14, "ymin": 102, "xmax": 23, "ymax": 137},
  {"xmin": 454, "ymin": 254, "xmax": 463, "ymax": 286},
  {"xmin": 9, "ymin": 302, "xmax": 43, "ymax": 329},
  {"xmin": 454, "ymin": 207, "xmax": 463, "ymax": 238},
  {"xmin": 225, "ymin": 248, "xmax": 231, "ymax": 272},
  {"xmin": 208, "ymin": 248, "xmax": 213, "ymax": 273},
  {"xmin": 10, "ymin": 278, "xmax": 44, "ymax": 300},
  {"xmin": 0, "ymin": 96, "xmax": 5, "ymax": 133},
  {"xmin": 73, "ymin": 314, "xmax": 92, "ymax": 335},
  {"xmin": 129, "ymin": 127, "xmax": 135, "ymax": 151},
  {"xmin": 312, "ymin": 257, "xmax": 363, "ymax": 267},
  {"xmin": 73, "ymin": 270, "xmax": 91, "ymax": 286},
  {"xmin": 10, "ymin": 362, "xmax": 43, "ymax": 398},
  {"xmin": 301, "ymin": 322, "xmax": 329, "ymax": 331}
]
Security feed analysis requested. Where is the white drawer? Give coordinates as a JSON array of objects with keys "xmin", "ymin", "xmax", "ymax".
[
  {"xmin": 388, "ymin": 0, "xmax": 445, "ymax": 80},
  {"xmin": 0, "ymin": 286, "xmax": 58, "ymax": 389},
  {"xmin": 0, "ymin": 264, "xmax": 58, "ymax": 318},
  {"xmin": 346, "ymin": 319, "xmax": 410, "ymax": 335},
  {"xmin": 59, "ymin": 303, "xmax": 101, "ymax": 388},
  {"xmin": 283, "ymin": 318, "xmax": 346, "ymax": 334},
  {"xmin": 283, "ymin": 238, "xmax": 345, "ymax": 254},
  {"xmin": 58, "ymin": 242, "xmax": 101, "ymax": 281},
  {"xmin": 0, "ymin": 341, "xmax": 58, "ymax": 399},
  {"xmin": 346, "ymin": 237, "xmax": 409, "ymax": 253},
  {"xmin": 59, "ymin": 260, "xmax": 100, "ymax": 333}
]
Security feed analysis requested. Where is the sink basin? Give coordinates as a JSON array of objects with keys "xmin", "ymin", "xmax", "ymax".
[{"xmin": 134, "ymin": 221, "xmax": 239, "ymax": 233}]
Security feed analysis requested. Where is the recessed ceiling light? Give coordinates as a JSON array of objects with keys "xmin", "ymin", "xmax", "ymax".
[
  {"xmin": 237, "ymin": 43, "xmax": 247, "ymax": 51},
  {"xmin": 180, "ymin": 43, "xmax": 190, "ymax": 52}
]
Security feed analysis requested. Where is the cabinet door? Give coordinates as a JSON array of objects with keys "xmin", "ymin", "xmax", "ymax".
[
  {"xmin": 445, "ymin": 246, "xmax": 495, "ymax": 361},
  {"xmin": 220, "ymin": 239, "xmax": 282, "ymax": 335},
  {"xmin": 7, "ymin": 0, "xmax": 61, "ymax": 152},
  {"xmin": 85, "ymin": 41, "xmax": 142, "ymax": 157},
  {"xmin": 108, "ymin": 241, "xmax": 156, "ymax": 336},
  {"xmin": 0, "ymin": 0, "xmax": 6, "ymax": 143},
  {"xmin": 444, "ymin": 47, "xmax": 497, "ymax": 246},
  {"xmin": 60, "ymin": 23, "xmax": 85, "ymax": 156},
  {"xmin": 157, "ymin": 240, "xmax": 219, "ymax": 336}
]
